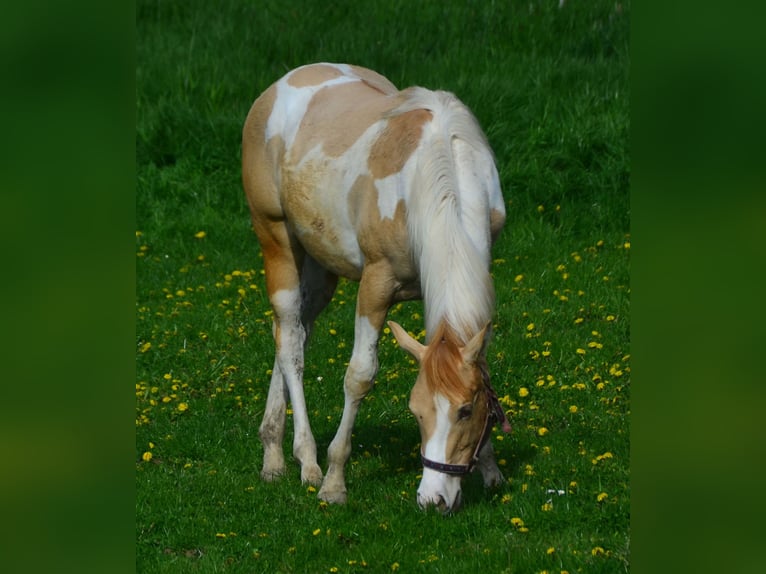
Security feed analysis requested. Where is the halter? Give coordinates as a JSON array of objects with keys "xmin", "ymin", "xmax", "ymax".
[{"xmin": 420, "ymin": 364, "xmax": 512, "ymax": 476}]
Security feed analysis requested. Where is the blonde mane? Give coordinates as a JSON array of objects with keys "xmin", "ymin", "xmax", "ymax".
[{"xmin": 390, "ymin": 87, "xmax": 497, "ymax": 344}]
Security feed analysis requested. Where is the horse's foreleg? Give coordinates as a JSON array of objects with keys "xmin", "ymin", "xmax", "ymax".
[
  {"xmin": 318, "ymin": 267, "xmax": 391, "ymax": 504},
  {"xmin": 476, "ymin": 439, "xmax": 504, "ymax": 488}
]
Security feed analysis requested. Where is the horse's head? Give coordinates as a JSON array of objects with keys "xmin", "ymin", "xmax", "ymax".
[{"xmin": 388, "ymin": 320, "xmax": 495, "ymax": 513}]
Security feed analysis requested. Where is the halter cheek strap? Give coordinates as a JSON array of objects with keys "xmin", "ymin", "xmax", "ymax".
[{"xmin": 420, "ymin": 366, "xmax": 512, "ymax": 476}]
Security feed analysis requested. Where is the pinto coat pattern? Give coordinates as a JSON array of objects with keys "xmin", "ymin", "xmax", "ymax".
[{"xmin": 242, "ymin": 63, "xmax": 506, "ymax": 511}]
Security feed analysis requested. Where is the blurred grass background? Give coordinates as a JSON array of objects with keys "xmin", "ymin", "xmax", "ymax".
[{"xmin": 1, "ymin": 0, "xmax": 764, "ymax": 572}]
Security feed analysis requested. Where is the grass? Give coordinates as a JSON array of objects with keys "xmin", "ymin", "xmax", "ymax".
[{"xmin": 136, "ymin": 1, "xmax": 630, "ymax": 572}]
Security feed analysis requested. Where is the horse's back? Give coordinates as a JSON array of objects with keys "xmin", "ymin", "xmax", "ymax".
[
  {"xmin": 242, "ymin": 63, "xmax": 504, "ymax": 286},
  {"xmin": 243, "ymin": 64, "xmax": 416, "ymax": 279}
]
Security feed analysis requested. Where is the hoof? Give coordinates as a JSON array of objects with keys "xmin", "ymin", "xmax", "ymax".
[
  {"xmin": 482, "ymin": 469, "xmax": 504, "ymax": 488},
  {"xmin": 301, "ymin": 464, "xmax": 323, "ymax": 486},
  {"xmin": 318, "ymin": 487, "xmax": 348, "ymax": 505},
  {"xmin": 261, "ymin": 467, "xmax": 285, "ymax": 482}
]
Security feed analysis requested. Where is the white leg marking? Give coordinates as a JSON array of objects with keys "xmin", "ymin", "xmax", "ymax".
[
  {"xmin": 270, "ymin": 288, "xmax": 322, "ymax": 485},
  {"xmin": 319, "ymin": 314, "xmax": 380, "ymax": 504},
  {"xmin": 259, "ymin": 358, "xmax": 287, "ymax": 480}
]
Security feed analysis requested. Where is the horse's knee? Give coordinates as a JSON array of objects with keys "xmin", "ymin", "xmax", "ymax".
[{"xmin": 344, "ymin": 361, "xmax": 376, "ymax": 401}]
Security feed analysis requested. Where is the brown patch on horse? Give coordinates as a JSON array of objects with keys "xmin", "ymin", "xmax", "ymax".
[
  {"xmin": 286, "ymin": 64, "xmax": 344, "ymax": 87},
  {"xmin": 289, "ymin": 81, "xmax": 399, "ymax": 163},
  {"xmin": 242, "ymin": 84, "xmax": 300, "ymax": 297},
  {"xmin": 368, "ymin": 108, "xmax": 433, "ymax": 180},
  {"xmin": 347, "ymin": 175, "xmax": 418, "ymax": 292},
  {"xmin": 348, "ymin": 65, "xmax": 399, "ymax": 95},
  {"xmin": 242, "ymin": 84, "xmax": 286, "ymax": 220}
]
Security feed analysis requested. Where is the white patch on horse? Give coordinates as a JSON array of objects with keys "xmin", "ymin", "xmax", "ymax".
[
  {"xmin": 266, "ymin": 73, "xmax": 358, "ymax": 149},
  {"xmin": 423, "ymin": 393, "xmax": 451, "ymax": 464},
  {"xmin": 418, "ymin": 392, "xmax": 462, "ymax": 509},
  {"xmin": 373, "ymin": 173, "xmax": 403, "ymax": 220},
  {"xmin": 373, "ymin": 144, "xmax": 419, "ymax": 220}
]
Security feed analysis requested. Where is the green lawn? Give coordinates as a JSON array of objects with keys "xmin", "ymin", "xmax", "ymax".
[{"xmin": 136, "ymin": 1, "xmax": 630, "ymax": 572}]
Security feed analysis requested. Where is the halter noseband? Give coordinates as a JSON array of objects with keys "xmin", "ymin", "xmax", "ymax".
[{"xmin": 419, "ymin": 364, "xmax": 511, "ymax": 476}]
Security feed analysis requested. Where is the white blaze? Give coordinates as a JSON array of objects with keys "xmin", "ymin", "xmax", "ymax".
[{"xmin": 416, "ymin": 393, "xmax": 462, "ymax": 509}]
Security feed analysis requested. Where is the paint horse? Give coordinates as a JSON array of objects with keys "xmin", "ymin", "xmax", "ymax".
[{"xmin": 242, "ymin": 63, "xmax": 509, "ymax": 512}]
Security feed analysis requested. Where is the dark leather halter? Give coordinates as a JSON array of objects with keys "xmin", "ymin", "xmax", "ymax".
[{"xmin": 420, "ymin": 363, "xmax": 512, "ymax": 476}]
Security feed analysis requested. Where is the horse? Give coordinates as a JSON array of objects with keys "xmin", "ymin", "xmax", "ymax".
[{"xmin": 241, "ymin": 63, "xmax": 509, "ymax": 512}]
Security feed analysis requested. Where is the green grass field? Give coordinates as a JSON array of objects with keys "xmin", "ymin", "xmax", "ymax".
[{"xmin": 136, "ymin": 1, "xmax": 630, "ymax": 572}]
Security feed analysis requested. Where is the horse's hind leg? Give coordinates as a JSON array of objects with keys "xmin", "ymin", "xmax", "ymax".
[
  {"xmin": 256, "ymin": 220, "xmax": 323, "ymax": 485},
  {"xmin": 260, "ymin": 358, "xmax": 287, "ymax": 481}
]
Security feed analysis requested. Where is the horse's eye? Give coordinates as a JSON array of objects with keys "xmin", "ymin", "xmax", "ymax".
[{"xmin": 457, "ymin": 404, "xmax": 473, "ymax": 421}]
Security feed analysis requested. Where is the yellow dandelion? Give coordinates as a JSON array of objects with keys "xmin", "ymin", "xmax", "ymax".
[
  {"xmin": 576, "ymin": 348, "xmax": 586, "ymax": 355},
  {"xmin": 541, "ymin": 501, "xmax": 553, "ymax": 511},
  {"xmin": 538, "ymin": 427, "xmax": 549, "ymax": 436},
  {"xmin": 597, "ymin": 492, "xmax": 608, "ymax": 502},
  {"xmin": 141, "ymin": 451, "xmax": 152, "ymax": 462},
  {"xmin": 391, "ymin": 563, "xmax": 400, "ymax": 571},
  {"xmin": 194, "ymin": 231, "xmax": 206, "ymax": 239},
  {"xmin": 546, "ymin": 547, "xmax": 555, "ymax": 555},
  {"xmin": 591, "ymin": 546, "xmax": 606, "ymax": 556},
  {"xmin": 139, "ymin": 341, "xmax": 152, "ymax": 353},
  {"xmin": 569, "ymin": 405, "xmax": 578, "ymax": 413},
  {"xmin": 177, "ymin": 402, "xmax": 188, "ymax": 412},
  {"xmin": 526, "ymin": 322, "xmax": 535, "ymax": 331},
  {"xmin": 514, "ymin": 274, "xmax": 524, "ymax": 283},
  {"xmin": 510, "ymin": 517, "xmax": 524, "ymax": 528},
  {"xmin": 518, "ymin": 387, "xmax": 529, "ymax": 398}
]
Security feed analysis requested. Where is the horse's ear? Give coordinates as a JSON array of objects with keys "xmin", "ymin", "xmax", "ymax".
[
  {"xmin": 461, "ymin": 322, "xmax": 492, "ymax": 364},
  {"xmin": 387, "ymin": 321, "xmax": 426, "ymax": 362}
]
